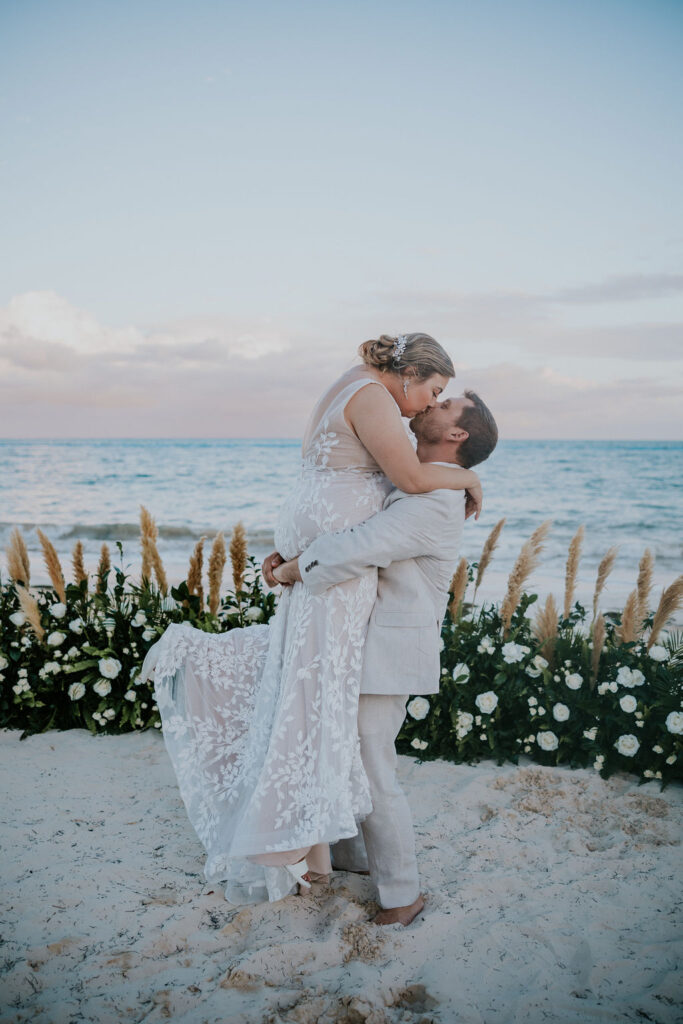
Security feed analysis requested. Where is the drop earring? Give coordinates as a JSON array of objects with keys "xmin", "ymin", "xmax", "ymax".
[{"xmin": 403, "ymin": 378, "xmax": 409, "ymax": 397}]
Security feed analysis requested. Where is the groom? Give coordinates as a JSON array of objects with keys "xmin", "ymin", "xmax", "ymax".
[{"xmin": 265, "ymin": 390, "xmax": 498, "ymax": 926}]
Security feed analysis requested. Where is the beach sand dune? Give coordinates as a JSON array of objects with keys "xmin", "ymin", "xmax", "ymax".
[{"xmin": 1, "ymin": 729, "xmax": 681, "ymax": 1024}]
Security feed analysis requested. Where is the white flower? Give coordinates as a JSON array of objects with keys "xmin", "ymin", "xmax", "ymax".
[
  {"xmin": 18, "ymin": 668, "xmax": 27, "ymax": 678},
  {"xmin": 477, "ymin": 637, "xmax": 495, "ymax": 654},
  {"xmin": 526, "ymin": 655, "xmax": 548, "ymax": 678},
  {"xmin": 9, "ymin": 611, "xmax": 26, "ymax": 626},
  {"xmin": 132, "ymin": 610, "xmax": 147, "ymax": 627},
  {"xmin": 47, "ymin": 631, "xmax": 66, "ymax": 647},
  {"xmin": 648, "ymin": 645, "xmax": 668, "ymax": 662},
  {"xmin": 537, "ymin": 706, "xmax": 546, "ymax": 716},
  {"xmin": 66, "ymin": 646, "xmax": 79, "ymax": 658},
  {"xmin": 456, "ymin": 711, "xmax": 474, "ymax": 738},
  {"xmin": 652, "ymin": 744, "xmax": 664, "ymax": 754},
  {"xmin": 124, "ymin": 689, "xmax": 137, "ymax": 701},
  {"xmin": 0, "ymin": 655, "xmax": 7, "ymax": 671},
  {"xmin": 407, "ymin": 697, "xmax": 430, "ymax": 721},
  {"xmin": 93, "ymin": 679, "xmax": 112, "ymax": 697},
  {"xmin": 161, "ymin": 597, "xmax": 175, "ymax": 611},
  {"xmin": 528, "ymin": 696, "xmax": 538, "ymax": 707},
  {"xmin": 665, "ymin": 711, "xmax": 683, "ymax": 735},
  {"xmin": 597, "ymin": 682, "xmax": 609, "ymax": 695},
  {"xmin": 666, "ymin": 754, "xmax": 677, "ymax": 765},
  {"xmin": 474, "ymin": 715, "xmax": 482, "ymax": 726},
  {"xmin": 49, "ymin": 602, "xmax": 67, "ymax": 619},
  {"xmin": 244, "ymin": 607, "xmax": 264, "ymax": 622},
  {"xmin": 502, "ymin": 642, "xmax": 526, "ymax": 664},
  {"xmin": 479, "ymin": 733, "xmax": 487, "ymax": 741},
  {"xmin": 68, "ymin": 682, "xmax": 86, "ymax": 701},
  {"xmin": 452, "ymin": 663, "xmax": 470, "ymax": 684},
  {"xmin": 616, "ymin": 666, "xmax": 645, "ymax": 689},
  {"xmin": 475, "ymin": 691, "xmax": 498, "ymax": 714},
  {"xmin": 103, "ymin": 708, "xmax": 116, "ymax": 720},
  {"xmin": 583, "ymin": 727, "xmax": 598, "ymax": 741},
  {"xmin": 565, "ymin": 672, "xmax": 583, "ymax": 690},
  {"xmin": 438, "ymin": 637, "xmax": 445, "ymax": 652},
  {"xmin": 69, "ymin": 618, "xmax": 84, "ymax": 633},
  {"xmin": 619, "ymin": 695, "xmax": 637, "ymax": 713},
  {"xmin": 410, "ymin": 738, "xmax": 428, "ymax": 750},
  {"xmin": 609, "ymin": 682, "xmax": 618, "ymax": 693},
  {"xmin": 614, "ymin": 733, "xmax": 640, "ymax": 757},
  {"xmin": 98, "ymin": 657, "xmax": 122, "ymax": 679},
  {"xmin": 537, "ymin": 731, "xmax": 559, "ymax": 752},
  {"xmin": 552, "ymin": 703, "xmax": 570, "ymax": 722},
  {"xmin": 45, "ymin": 661, "xmax": 61, "ymax": 674},
  {"xmin": 142, "ymin": 628, "xmax": 157, "ymax": 641}
]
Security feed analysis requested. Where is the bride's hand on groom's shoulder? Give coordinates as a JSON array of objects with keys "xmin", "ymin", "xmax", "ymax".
[{"xmin": 262, "ymin": 550, "xmax": 285, "ymax": 587}]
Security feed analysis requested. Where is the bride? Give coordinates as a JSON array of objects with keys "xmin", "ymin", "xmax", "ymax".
[{"xmin": 140, "ymin": 333, "xmax": 482, "ymax": 904}]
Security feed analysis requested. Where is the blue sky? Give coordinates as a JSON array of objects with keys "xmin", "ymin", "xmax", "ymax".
[{"xmin": 1, "ymin": 0, "xmax": 682, "ymax": 438}]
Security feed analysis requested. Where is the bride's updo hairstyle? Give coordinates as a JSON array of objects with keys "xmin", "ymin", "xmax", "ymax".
[{"xmin": 358, "ymin": 333, "xmax": 455, "ymax": 380}]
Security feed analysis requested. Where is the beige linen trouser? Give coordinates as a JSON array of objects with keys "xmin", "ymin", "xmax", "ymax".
[{"xmin": 331, "ymin": 694, "xmax": 420, "ymax": 909}]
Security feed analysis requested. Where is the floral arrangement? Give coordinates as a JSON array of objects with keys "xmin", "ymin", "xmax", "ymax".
[{"xmin": 1, "ymin": 513, "xmax": 681, "ymax": 788}]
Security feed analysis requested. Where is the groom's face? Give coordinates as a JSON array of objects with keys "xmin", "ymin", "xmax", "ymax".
[{"xmin": 410, "ymin": 396, "xmax": 474, "ymax": 445}]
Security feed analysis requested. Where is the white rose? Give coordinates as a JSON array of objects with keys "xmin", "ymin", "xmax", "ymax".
[
  {"xmin": 124, "ymin": 689, "xmax": 137, "ymax": 701},
  {"xmin": 93, "ymin": 679, "xmax": 112, "ymax": 697},
  {"xmin": 502, "ymin": 642, "xmax": 525, "ymax": 664},
  {"xmin": 49, "ymin": 602, "xmax": 67, "ymax": 619},
  {"xmin": 142, "ymin": 628, "xmax": 157, "ymax": 641},
  {"xmin": 9, "ymin": 611, "xmax": 26, "ymax": 626},
  {"xmin": 438, "ymin": 637, "xmax": 445, "ymax": 652},
  {"xmin": 456, "ymin": 711, "xmax": 474, "ymax": 738},
  {"xmin": 616, "ymin": 666, "xmax": 645, "ymax": 688},
  {"xmin": 452, "ymin": 663, "xmax": 470, "ymax": 684},
  {"xmin": 526, "ymin": 655, "xmax": 548, "ymax": 678},
  {"xmin": 665, "ymin": 711, "xmax": 683, "ymax": 735},
  {"xmin": 552, "ymin": 703, "xmax": 570, "ymax": 722},
  {"xmin": 69, "ymin": 618, "xmax": 84, "ymax": 633},
  {"xmin": 245, "ymin": 607, "xmax": 264, "ymax": 622},
  {"xmin": 0, "ymin": 655, "xmax": 7, "ymax": 671},
  {"xmin": 565, "ymin": 673, "xmax": 583, "ymax": 690},
  {"xmin": 614, "ymin": 733, "xmax": 640, "ymax": 757},
  {"xmin": 652, "ymin": 744, "xmax": 663, "ymax": 754},
  {"xmin": 410, "ymin": 738, "xmax": 428, "ymax": 750},
  {"xmin": 475, "ymin": 691, "xmax": 498, "ymax": 715},
  {"xmin": 537, "ymin": 706, "xmax": 546, "ymax": 716},
  {"xmin": 103, "ymin": 708, "xmax": 116, "ymax": 720},
  {"xmin": 68, "ymin": 682, "xmax": 86, "ymax": 701},
  {"xmin": 597, "ymin": 682, "xmax": 608, "ymax": 695},
  {"xmin": 477, "ymin": 637, "xmax": 495, "ymax": 654},
  {"xmin": 619, "ymin": 695, "xmax": 637, "ymax": 713},
  {"xmin": 528, "ymin": 696, "xmax": 538, "ymax": 706},
  {"xmin": 98, "ymin": 657, "xmax": 122, "ymax": 679},
  {"xmin": 132, "ymin": 611, "xmax": 147, "ymax": 627},
  {"xmin": 407, "ymin": 697, "xmax": 430, "ymax": 721},
  {"xmin": 537, "ymin": 730, "xmax": 559, "ymax": 751},
  {"xmin": 666, "ymin": 754, "xmax": 677, "ymax": 765},
  {"xmin": 47, "ymin": 631, "xmax": 66, "ymax": 647},
  {"xmin": 648, "ymin": 645, "xmax": 668, "ymax": 662},
  {"xmin": 609, "ymin": 682, "xmax": 618, "ymax": 693},
  {"xmin": 593, "ymin": 755, "xmax": 605, "ymax": 770},
  {"xmin": 583, "ymin": 727, "xmax": 597, "ymax": 741}
]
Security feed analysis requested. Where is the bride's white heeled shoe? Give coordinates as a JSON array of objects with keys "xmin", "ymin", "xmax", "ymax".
[{"xmin": 285, "ymin": 859, "xmax": 311, "ymax": 892}]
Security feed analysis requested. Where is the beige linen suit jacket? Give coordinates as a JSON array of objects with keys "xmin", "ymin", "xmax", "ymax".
[{"xmin": 297, "ymin": 467, "xmax": 465, "ymax": 696}]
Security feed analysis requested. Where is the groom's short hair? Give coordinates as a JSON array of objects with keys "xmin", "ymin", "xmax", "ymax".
[{"xmin": 455, "ymin": 390, "xmax": 498, "ymax": 468}]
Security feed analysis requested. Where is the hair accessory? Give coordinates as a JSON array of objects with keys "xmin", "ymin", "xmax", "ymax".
[{"xmin": 392, "ymin": 334, "xmax": 408, "ymax": 366}]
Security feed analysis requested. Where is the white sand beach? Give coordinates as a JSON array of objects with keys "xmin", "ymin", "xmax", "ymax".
[{"xmin": 1, "ymin": 729, "xmax": 681, "ymax": 1024}]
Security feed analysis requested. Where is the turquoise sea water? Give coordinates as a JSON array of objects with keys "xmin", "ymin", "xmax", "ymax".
[{"xmin": 1, "ymin": 439, "xmax": 681, "ymax": 603}]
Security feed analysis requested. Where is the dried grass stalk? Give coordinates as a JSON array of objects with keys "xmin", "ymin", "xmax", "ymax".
[
  {"xmin": 533, "ymin": 593, "xmax": 558, "ymax": 662},
  {"xmin": 97, "ymin": 543, "xmax": 111, "ymax": 595},
  {"xmin": 563, "ymin": 525, "xmax": 584, "ymax": 619},
  {"xmin": 17, "ymin": 586, "xmax": 45, "ymax": 641},
  {"xmin": 592, "ymin": 546, "xmax": 618, "ymax": 619},
  {"xmin": 647, "ymin": 575, "xmax": 683, "ymax": 650},
  {"xmin": 590, "ymin": 613, "xmax": 605, "ymax": 688},
  {"xmin": 474, "ymin": 518, "xmax": 505, "ymax": 596},
  {"xmin": 139, "ymin": 506, "xmax": 167, "ymax": 594},
  {"xmin": 36, "ymin": 528, "xmax": 66, "ymax": 602},
  {"xmin": 500, "ymin": 520, "xmax": 552, "ymax": 637},
  {"xmin": 208, "ymin": 532, "xmax": 227, "ymax": 616},
  {"xmin": 72, "ymin": 540, "xmax": 88, "ymax": 587},
  {"xmin": 618, "ymin": 589, "xmax": 637, "ymax": 645},
  {"xmin": 230, "ymin": 522, "xmax": 248, "ymax": 594},
  {"xmin": 187, "ymin": 536, "xmax": 206, "ymax": 606},
  {"xmin": 448, "ymin": 558, "xmax": 469, "ymax": 621},
  {"xmin": 6, "ymin": 527, "xmax": 31, "ymax": 587},
  {"xmin": 636, "ymin": 548, "xmax": 654, "ymax": 629}
]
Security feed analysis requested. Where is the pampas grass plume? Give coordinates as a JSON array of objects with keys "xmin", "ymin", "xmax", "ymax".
[
  {"xmin": 636, "ymin": 548, "xmax": 654, "ymax": 629},
  {"xmin": 97, "ymin": 543, "xmax": 111, "ymax": 595},
  {"xmin": 533, "ymin": 592, "xmax": 558, "ymax": 662},
  {"xmin": 6, "ymin": 528, "xmax": 30, "ymax": 587},
  {"xmin": 647, "ymin": 575, "xmax": 683, "ymax": 650},
  {"xmin": 448, "ymin": 558, "xmax": 468, "ymax": 620},
  {"xmin": 474, "ymin": 518, "xmax": 505, "ymax": 597},
  {"xmin": 72, "ymin": 540, "xmax": 88, "ymax": 587},
  {"xmin": 17, "ymin": 586, "xmax": 44, "ymax": 642},
  {"xmin": 590, "ymin": 613, "xmax": 605, "ymax": 688},
  {"xmin": 139, "ymin": 506, "xmax": 168, "ymax": 594},
  {"xmin": 36, "ymin": 528, "xmax": 66, "ymax": 603},
  {"xmin": 563, "ymin": 525, "xmax": 584, "ymax": 619},
  {"xmin": 592, "ymin": 546, "xmax": 618, "ymax": 619},
  {"xmin": 618, "ymin": 589, "xmax": 637, "ymax": 645},
  {"xmin": 187, "ymin": 536, "xmax": 205, "ymax": 606},
  {"xmin": 208, "ymin": 532, "xmax": 227, "ymax": 616},
  {"xmin": 501, "ymin": 520, "xmax": 552, "ymax": 637},
  {"xmin": 230, "ymin": 522, "xmax": 248, "ymax": 594}
]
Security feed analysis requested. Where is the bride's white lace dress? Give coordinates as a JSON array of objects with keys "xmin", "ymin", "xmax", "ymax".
[{"xmin": 144, "ymin": 372, "xmax": 394, "ymax": 903}]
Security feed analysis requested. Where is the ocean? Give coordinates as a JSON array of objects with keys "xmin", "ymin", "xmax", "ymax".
[{"xmin": 1, "ymin": 439, "xmax": 681, "ymax": 609}]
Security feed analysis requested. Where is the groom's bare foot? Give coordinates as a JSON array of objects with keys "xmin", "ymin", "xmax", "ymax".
[{"xmin": 373, "ymin": 894, "xmax": 425, "ymax": 927}]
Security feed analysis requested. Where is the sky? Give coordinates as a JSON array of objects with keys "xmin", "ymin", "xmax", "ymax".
[{"xmin": 1, "ymin": 0, "xmax": 682, "ymax": 439}]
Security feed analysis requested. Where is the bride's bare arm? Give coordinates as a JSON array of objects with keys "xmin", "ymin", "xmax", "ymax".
[{"xmin": 346, "ymin": 384, "xmax": 482, "ymax": 514}]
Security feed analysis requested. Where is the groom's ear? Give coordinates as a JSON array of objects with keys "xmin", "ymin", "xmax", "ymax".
[{"xmin": 448, "ymin": 426, "xmax": 469, "ymax": 443}]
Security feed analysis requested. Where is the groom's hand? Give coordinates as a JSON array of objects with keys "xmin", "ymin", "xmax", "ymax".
[
  {"xmin": 262, "ymin": 550, "xmax": 285, "ymax": 587},
  {"xmin": 273, "ymin": 558, "xmax": 302, "ymax": 586}
]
